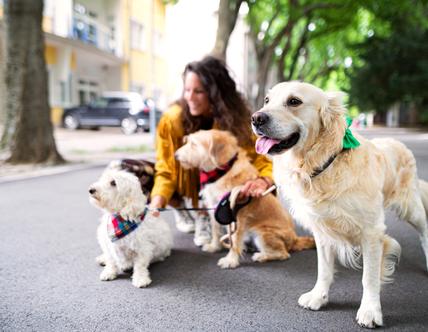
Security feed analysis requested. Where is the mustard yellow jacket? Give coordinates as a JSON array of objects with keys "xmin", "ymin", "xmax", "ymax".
[{"xmin": 151, "ymin": 104, "xmax": 273, "ymax": 206}]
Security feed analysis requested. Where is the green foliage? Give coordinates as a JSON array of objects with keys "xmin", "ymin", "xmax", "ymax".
[
  {"xmin": 244, "ymin": 0, "xmax": 379, "ymax": 91},
  {"xmin": 347, "ymin": 1, "xmax": 428, "ymax": 121}
]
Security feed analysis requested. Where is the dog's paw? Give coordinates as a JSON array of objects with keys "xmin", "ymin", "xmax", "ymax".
[
  {"xmin": 298, "ymin": 290, "xmax": 328, "ymax": 311},
  {"xmin": 99, "ymin": 268, "xmax": 117, "ymax": 281},
  {"xmin": 356, "ymin": 303, "xmax": 383, "ymax": 328},
  {"xmin": 217, "ymin": 256, "xmax": 240, "ymax": 269},
  {"xmin": 95, "ymin": 254, "xmax": 106, "ymax": 266},
  {"xmin": 132, "ymin": 274, "xmax": 152, "ymax": 288},
  {"xmin": 251, "ymin": 252, "xmax": 270, "ymax": 262},
  {"xmin": 202, "ymin": 243, "xmax": 222, "ymax": 253},
  {"xmin": 194, "ymin": 235, "xmax": 210, "ymax": 247}
]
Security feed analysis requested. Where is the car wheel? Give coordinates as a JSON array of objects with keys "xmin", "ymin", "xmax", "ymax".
[
  {"xmin": 63, "ymin": 114, "xmax": 80, "ymax": 130},
  {"xmin": 121, "ymin": 117, "xmax": 138, "ymax": 135}
]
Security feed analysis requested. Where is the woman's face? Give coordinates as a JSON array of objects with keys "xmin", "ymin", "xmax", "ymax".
[{"xmin": 183, "ymin": 71, "xmax": 211, "ymax": 117}]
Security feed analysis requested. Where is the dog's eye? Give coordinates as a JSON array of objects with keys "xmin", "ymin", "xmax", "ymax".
[
  {"xmin": 110, "ymin": 180, "xmax": 116, "ymax": 187},
  {"xmin": 287, "ymin": 98, "xmax": 302, "ymax": 107},
  {"xmin": 264, "ymin": 96, "xmax": 269, "ymax": 105}
]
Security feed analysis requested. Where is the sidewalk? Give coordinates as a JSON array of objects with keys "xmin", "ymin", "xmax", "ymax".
[
  {"xmin": 1, "ymin": 125, "xmax": 427, "ymax": 183},
  {"xmin": 0, "ymin": 127, "xmax": 156, "ymax": 182}
]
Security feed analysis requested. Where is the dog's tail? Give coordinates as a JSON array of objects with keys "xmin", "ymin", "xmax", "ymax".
[
  {"xmin": 381, "ymin": 235, "xmax": 401, "ymax": 284},
  {"xmin": 419, "ymin": 179, "xmax": 428, "ymax": 216},
  {"xmin": 291, "ymin": 236, "xmax": 316, "ymax": 251}
]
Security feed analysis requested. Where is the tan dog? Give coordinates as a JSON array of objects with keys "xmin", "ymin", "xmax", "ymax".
[
  {"xmin": 175, "ymin": 129, "xmax": 315, "ymax": 268},
  {"xmin": 251, "ymin": 81, "xmax": 428, "ymax": 328}
]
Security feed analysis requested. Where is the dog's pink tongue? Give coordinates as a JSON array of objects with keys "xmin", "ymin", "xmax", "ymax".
[{"xmin": 255, "ymin": 137, "xmax": 281, "ymax": 155}]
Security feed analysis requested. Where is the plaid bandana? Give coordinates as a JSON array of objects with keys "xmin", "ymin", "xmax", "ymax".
[
  {"xmin": 199, "ymin": 154, "xmax": 238, "ymax": 190},
  {"xmin": 108, "ymin": 207, "xmax": 148, "ymax": 242}
]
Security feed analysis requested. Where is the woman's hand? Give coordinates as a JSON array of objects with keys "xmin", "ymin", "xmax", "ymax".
[
  {"xmin": 149, "ymin": 195, "xmax": 166, "ymax": 217},
  {"xmin": 239, "ymin": 177, "xmax": 272, "ymax": 198}
]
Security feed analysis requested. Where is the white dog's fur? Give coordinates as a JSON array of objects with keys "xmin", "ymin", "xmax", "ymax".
[
  {"xmin": 89, "ymin": 169, "xmax": 173, "ymax": 288},
  {"xmin": 252, "ymin": 81, "xmax": 428, "ymax": 328}
]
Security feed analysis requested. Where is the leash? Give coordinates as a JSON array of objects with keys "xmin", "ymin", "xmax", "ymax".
[
  {"xmin": 220, "ymin": 184, "xmax": 277, "ymax": 249},
  {"xmin": 149, "ymin": 185, "xmax": 278, "ymax": 249},
  {"xmin": 148, "ymin": 207, "xmax": 215, "ymax": 212},
  {"xmin": 149, "ymin": 185, "xmax": 278, "ymax": 213}
]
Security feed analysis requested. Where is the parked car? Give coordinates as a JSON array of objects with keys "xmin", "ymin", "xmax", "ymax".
[{"xmin": 62, "ymin": 92, "xmax": 162, "ymax": 134}]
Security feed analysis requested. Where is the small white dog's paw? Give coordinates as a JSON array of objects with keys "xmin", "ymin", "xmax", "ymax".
[
  {"xmin": 356, "ymin": 303, "xmax": 383, "ymax": 328},
  {"xmin": 202, "ymin": 242, "xmax": 222, "ymax": 253},
  {"xmin": 132, "ymin": 274, "xmax": 152, "ymax": 288},
  {"xmin": 100, "ymin": 268, "xmax": 117, "ymax": 281},
  {"xmin": 95, "ymin": 254, "xmax": 106, "ymax": 266},
  {"xmin": 217, "ymin": 256, "xmax": 240, "ymax": 269},
  {"xmin": 298, "ymin": 290, "xmax": 328, "ymax": 311}
]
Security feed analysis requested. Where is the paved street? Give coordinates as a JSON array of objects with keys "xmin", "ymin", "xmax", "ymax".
[
  {"xmin": 0, "ymin": 128, "xmax": 427, "ymax": 331},
  {"xmin": 0, "ymin": 127, "xmax": 156, "ymax": 180}
]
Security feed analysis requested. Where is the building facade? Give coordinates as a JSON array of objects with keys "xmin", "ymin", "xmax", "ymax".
[{"xmin": 0, "ymin": 0, "xmax": 167, "ymax": 125}]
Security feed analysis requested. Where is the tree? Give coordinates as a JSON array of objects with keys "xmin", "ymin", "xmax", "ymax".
[
  {"xmin": 348, "ymin": 1, "xmax": 428, "ymax": 124},
  {"xmin": 1, "ymin": 0, "xmax": 64, "ymax": 164},
  {"xmin": 246, "ymin": 0, "xmax": 361, "ymax": 107},
  {"xmin": 211, "ymin": 0, "xmax": 244, "ymax": 60}
]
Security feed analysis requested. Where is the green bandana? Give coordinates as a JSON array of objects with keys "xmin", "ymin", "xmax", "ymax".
[{"xmin": 342, "ymin": 116, "xmax": 360, "ymax": 149}]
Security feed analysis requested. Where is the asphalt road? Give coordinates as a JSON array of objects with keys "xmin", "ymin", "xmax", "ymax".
[{"xmin": 0, "ymin": 128, "xmax": 427, "ymax": 331}]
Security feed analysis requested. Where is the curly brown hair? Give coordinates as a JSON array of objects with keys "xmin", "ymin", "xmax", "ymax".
[{"xmin": 179, "ymin": 56, "xmax": 253, "ymax": 146}]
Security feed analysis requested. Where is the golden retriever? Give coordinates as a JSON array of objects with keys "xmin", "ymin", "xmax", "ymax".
[
  {"xmin": 175, "ymin": 129, "xmax": 315, "ymax": 268},
  {"xmin": 251, "ymin": 81, "xmax": 428, "ymax": 328}
]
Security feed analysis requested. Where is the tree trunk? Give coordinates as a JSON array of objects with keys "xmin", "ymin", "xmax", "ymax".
[
  {"xmin": 254, "ymin": 54, "xmax": 272, "ymax": 108},
  {"xmin": 3, "ymin": 0, "xmax": 64, "ymax": 164},
  {"xmin": 211, "ymin": 0, "xmax": 243, "ymax": 60},
  {"xmin": 0, "ymin": 19, "xmax": 9, "ymax": 146}
]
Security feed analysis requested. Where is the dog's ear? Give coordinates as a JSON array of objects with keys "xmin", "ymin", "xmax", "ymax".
[
  {"xmin": 118, "ymin": 175, "xmax": 147, "ymax": 220},
  {"xmin": 320, "ymin": 91, "xmax": 346, "ymax": 130},
  {"xmin": 209, "ymin": 131, "xmax": 237, "ymax": 166}
]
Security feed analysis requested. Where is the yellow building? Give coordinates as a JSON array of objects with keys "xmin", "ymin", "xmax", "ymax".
[{"xmin": 0, "ymin": 0, "xmax": 167, "ymax": 125}]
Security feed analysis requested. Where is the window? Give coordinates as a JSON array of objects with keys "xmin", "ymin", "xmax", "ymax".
[
  {"xmin": 78, "ymin": 79, "xmax": 99, "ymax": 105},
  {"xmin": 90, "ymin": 97, "xmax": 108, "ymax": 108},
  {"xmin": 107, "ymin": 98, "xmax": 130, "ymax": 108},
  {"xmin": 130, "ymin": 20, "xmax": 145, "ymax": 51},
  {"xmin": 79, "ymin": 90, "xmax": 86, "ymax": 105}
]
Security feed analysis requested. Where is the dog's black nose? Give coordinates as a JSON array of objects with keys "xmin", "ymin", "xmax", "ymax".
[
  {"xmin": 89, "ymin": 188, "xmax": 96, "ymax": 195},
  {"xmin": 252, "ymin": 112, "xmax": 269, "ymax": 127}
]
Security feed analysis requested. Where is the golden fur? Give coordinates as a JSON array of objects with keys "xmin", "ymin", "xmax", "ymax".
[
  {"xmin": 251, "ymin": 81, "xmax": 428, "ymax": 328},
  {"xmin": 175, "ymin": 129, "xmax": 315, "ymax": 268}
]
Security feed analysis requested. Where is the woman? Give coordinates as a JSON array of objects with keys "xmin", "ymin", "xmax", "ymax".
[{"xmin": 150, "ymin": 56, "xmax": 273, "ymax": 246}]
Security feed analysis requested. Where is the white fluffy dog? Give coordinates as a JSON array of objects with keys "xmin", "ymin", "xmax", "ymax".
[
  {"xmin": 251, "ymin": 81, "xmax": 428, "ymax": 328},
  {"xmin": 89, "ymin": 169, "xmax": 173, "ymax": 288}
]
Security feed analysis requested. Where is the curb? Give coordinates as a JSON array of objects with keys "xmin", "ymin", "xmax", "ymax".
[{"xmin": 0, "ymin": 161, "xmax": 107, "ymax": 184}]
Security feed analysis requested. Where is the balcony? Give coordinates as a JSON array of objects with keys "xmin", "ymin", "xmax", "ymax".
[{"xmin": 72, "ymin": 10, "xmax": 117, "ymax": 55}]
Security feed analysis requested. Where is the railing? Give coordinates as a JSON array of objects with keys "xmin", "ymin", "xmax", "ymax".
[{"xmin": 72, "ymin": 11, "xmax": 117, "ymax": 55}]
